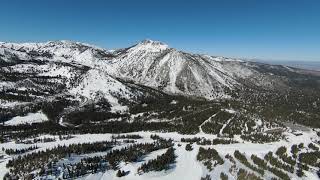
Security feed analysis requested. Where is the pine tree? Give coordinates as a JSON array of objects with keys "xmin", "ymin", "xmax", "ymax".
[
  {"xmin": 116, "ymin": 170, "xmax": 125, "ymax": 177},
  {"xmin": 185, "ymin": 143, "xmax": 193, "ymax": 151}
]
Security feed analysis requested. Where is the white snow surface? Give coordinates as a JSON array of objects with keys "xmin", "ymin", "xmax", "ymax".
[
  {"xmin": 4, "ymin": 111, "xmax": 48, "ymax": 125},
  {"xmin": 0, "ymin": 130, "xmax": 319, "ymax": 180},
  {"xmin": 129, "ymin": 39, "xmax": 169, "ymax": 53},
  {"xmin": 0, "ymin": 40, "xmax": 108, "ymax": 66},
  {"xmin": 68, "ymin": 69, "xmax": 137, "ymax": 112},
  {"xmin": 0, "ymin": 39, "xmax": 285, "ymax": 100}
]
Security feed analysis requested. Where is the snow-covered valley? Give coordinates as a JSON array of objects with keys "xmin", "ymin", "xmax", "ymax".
[{"xmin": 0, "ymin": 129, "xmax": 319, "ymax": 180}]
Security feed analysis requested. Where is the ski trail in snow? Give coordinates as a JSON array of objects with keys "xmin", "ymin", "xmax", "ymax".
[
  {"xmin": 198, "ymin": 113, "xmax": 218, "ymax": 134},
  {"xmin": 181, "ymin": 105, "xmax": 215, "ymax": 119},
  {"xmin": 0, "ymin": 157, "xmax": 10, "ymax": 179},
  {"xmin": 244, "ymin": 123, "xmax": 249, "ymax": 133},
  {"xmin": 58, "ymin": 117, "xmax": 65, "ymax": 127},
  {"xmin": 58, "ymin": 96, "xmax": 89, "ymax": 127},
  {"xmin": 175, "ymin": 105, "xmax": 214, "ymax": 124},
  {"xmin": 219, "ymin": 116, "xmax": 234, "ymax": 135}
]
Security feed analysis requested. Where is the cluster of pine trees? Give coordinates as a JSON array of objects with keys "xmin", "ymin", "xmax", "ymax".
[
  {"xmin": 200, "ymin": 174, "xmax": 211, "ymax": 180},
  {"xmin": 55, "ymin": 157, "xmax": 109, "ymax": 179},
  {"xmin": 201, "ymin": 111, "xmax": 232, "ymax": 134},
  {"xmin": 150, "ymin": 134, "xmax": 162, "ymax": 140},
  {"xmin": 284, "ymin": 143, "xmax": 320, "ymax": 177},
  {"xmin": 237, "ymin": 168, "xmax": 262, "ymax": 180},
  {"xmin": 221, "ymin": 114, "xmax": 256, "ymax": 136},
  {"xmin": 251, "ymin": 154, "xmax": 268, "ymax": 169},
  {"xmin": 251, "ymin": 153, "xmax": 290, "ymax": 180},
  {"xmin": 181, "ymin": 137, "xmax": 237, "ymax": 145},
  {"xmin": 3, "ymin": 145, "xmax": 38, "ymax": 155},
  {"xmin": 57, "ymin": 140, "xmax": 174, "ymax": 179},
  {"xmin": 4, "ymin": 137, "xmax": 170, "ymax": 179},
  {"xmin": 0, "ymin": 90, "xmax": 34, "ymax": 102},
  {"xmin": 234, "ymin": 150, "xmax": 264, "ymax": 176},
  {"xmin": 128, "ymin": 91, "xmax": 226, "ymax": 135},
  {"xmin": 240, "ymin": 132, "xmax": 281, "ymax": 143},
  {"xmin": 220, "ymin": 172, "xmax": 228, "ymax": 180},
  {"xmin": 236, "ymin": 76, "xmax": 320, "ymax": 129},
  {"xmin": 299, "ymin": 151, "xmax": 320, "ymax": 167},
  {"xmin": 106, "ymin": 140, "xmax": 173, "ymax": 169},
  {"xmin": 291, "ymin": 144, "xmax": 299, "ymax": 158},
  {"xmin": 6, "ymin": 140, "xmax": 115, "ymax": 178},
  {"xmin": 122, "ymin": 139, "xmax": 136, "ymax": 143},
  {"xmin": 308, "ymin": 142, "xmax": 319, "ymax": 151},
  {"xmin": 275, "ymin": 146, "xmax": 296, "ymax": 166},
  {"xmin": 181, "ymin": 137, "xmax": 202, "ymax": 143},
  {"xmin": 58, "ymin": 134, "xmax": 74, "ymax": 140},
  {"xmin": 138, "ymin": 147, "xmax": 176, "ymax": 173},
  {"xmin": 18, "ymin": 137, "xmax": 56, "ymax": 144},
  {"xmin": 185, "ymin": 143, "xmax": 193, "ymax": 151},
  {"xmin": 111, "ymin": 134, "xmax": 142, "ymax": 139},
  {"xmin": 264, "ymin": 152, "xmax": 294, "ymax": 173},
  {"xmin": 197, "ymin": 147, "xmax": 224, "ymax": 171},
  {"xmin": 116, "ymin": 170, "xmax": 127, "ymax": 177},
  {"xmin": 1, "ymin": 121, "xmax": 177, "ymax": 143},
  {"xmin": 294, "ymin": 143, "xmax": 320, "ymax": 171},
  {"xmin": 179, "ymin": 106, "xmax": 219, "ymax": 134}
]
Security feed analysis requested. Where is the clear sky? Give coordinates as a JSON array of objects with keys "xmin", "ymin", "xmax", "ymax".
[{"xmin": 0, "ymin": 0, "xmax": 319, "ymax": 61}]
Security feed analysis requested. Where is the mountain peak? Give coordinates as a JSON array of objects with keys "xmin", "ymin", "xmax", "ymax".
[
  {"xmin": 139, "ymin": 39, "xmax": 166, "ymax": 45},
  {"xmin": 132, "ymin": 39, "xmax": 169, "ymax": 52},
  {"xmin": 45, "ymin": 40, "xmax": 98, "ymax": 48}
]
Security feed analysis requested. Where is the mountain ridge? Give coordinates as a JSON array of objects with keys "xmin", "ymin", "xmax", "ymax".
[
  {"xmin": 1, "ymin": 39, "xmax": 319, "ymax": 99},
  {"xmin": 1, "ymin": 39, "xmax": 320, "ymax": 129}
]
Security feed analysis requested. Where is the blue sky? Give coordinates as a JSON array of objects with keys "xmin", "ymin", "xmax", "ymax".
[{"xmin": 0, "ymin": 0, "xmax": 319, "ymax": 61}]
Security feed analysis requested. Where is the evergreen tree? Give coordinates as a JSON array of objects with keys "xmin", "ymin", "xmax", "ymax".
[{"xmin": 185, "ymin": 143, "xmax": 193, "ymax": 151}]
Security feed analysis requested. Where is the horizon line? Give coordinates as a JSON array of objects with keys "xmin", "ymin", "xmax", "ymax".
[{"xmin": 1, "ymin": 39, "xmax": 319, "ymax": 62}]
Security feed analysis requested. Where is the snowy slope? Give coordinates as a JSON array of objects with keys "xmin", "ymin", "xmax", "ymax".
[
  {"xmin": 0, "ymin": 41, "xmax": 142, "ymax": 114},
  {"xmin": 0, "ymin": 40, "xmax": 111, "ymax": 66},
  {"xmin": 104, "ymin": 40, "xmax": 284, "ymax": 99},
  {"xmin": 4, "ymin": 111, "xmax": 48, "ymax": 125},
  {"xmin": 1, "ymin": 130, "xmax": 319, "ymax": 180},
  {"xmin": 69, "ymin": 69, "xmax": 140, "ymax": 112},
  {"xmin": 0, "ymin": 39, "xmax": 311, "ymax": 101}
]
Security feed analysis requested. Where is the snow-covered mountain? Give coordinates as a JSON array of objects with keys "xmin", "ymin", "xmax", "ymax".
[
  {"xmin": 1, "ymin": 40, "xmax": 320, "ymax": 180},
  {"xmin": 0, "ymin": 40, "xmax": 112, "ymax": 66},
  {"xmin": 1, "ymin": 39, "xmax": 320, "ymax": 124},
  {"xmin": 0, "ymin": 41, "xmax": 143, "ymax": 122},
  {"xmin": 1, "ymin": 39, "xmax": 319, "ymax": 103},
  {"xmin": 104, "ymin": 40, "xmax": 306, "ymax": 99}
]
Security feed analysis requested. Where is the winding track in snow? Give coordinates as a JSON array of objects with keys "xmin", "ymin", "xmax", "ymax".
[
  {"xmin": 219, "ymin": 116, "xmax": 235, "ymax": 135},
  {"xmin": 198, "ymin": 113, "xmax": 218, "ymax": 134}
]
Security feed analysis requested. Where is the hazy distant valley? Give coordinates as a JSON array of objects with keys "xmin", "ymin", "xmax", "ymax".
[{"xmin": 255, "ymin": 60, "xmax": 320, "ymax": 71}]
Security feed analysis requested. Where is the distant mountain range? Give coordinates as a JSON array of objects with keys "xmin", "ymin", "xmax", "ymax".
[
  {"xmin": 1, "ymin": 39, "xmax": 319, "ymax": 130},
  {"xmin": 255, "ymin": 59, "xmax": 320, "ymax": 71}
]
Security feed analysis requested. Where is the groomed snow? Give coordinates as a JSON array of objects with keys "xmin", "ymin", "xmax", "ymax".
[{"xmin": 4, "ymin": 111, "xmax": 48, "ymax": 125}]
